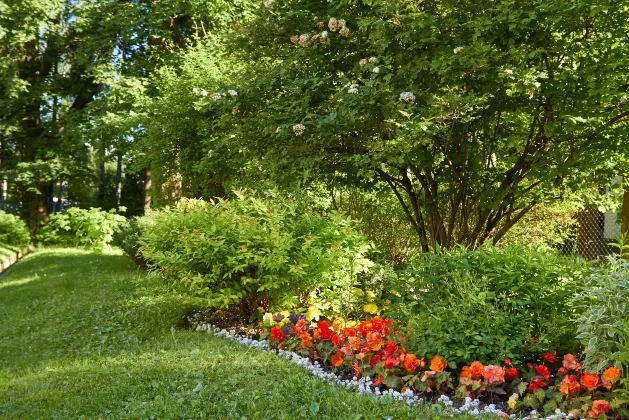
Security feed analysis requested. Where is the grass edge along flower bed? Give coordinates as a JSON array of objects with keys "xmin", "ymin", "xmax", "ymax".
[
  {"xmin": 259, "ymin": 315, "xmax": 622, "ymax": 419},
  {"xmin": 190, "ymin": 314, "xmax": 622, "ymax": 419},
  {"xmin": 191, "ymin": 321, "xmax": 506, "ymax": 419}
]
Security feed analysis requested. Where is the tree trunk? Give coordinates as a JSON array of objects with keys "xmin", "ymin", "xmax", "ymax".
[
  {"xmin": 115, "ymin": 154, "xmax": 123, "ymax": 206},
  {"xmin": 143, "ymin": 167, "xmax": 152, "ymax": 214},
  {"xmin": 98, "ymin": 160, "xmax": 106, "ymax": 205}
]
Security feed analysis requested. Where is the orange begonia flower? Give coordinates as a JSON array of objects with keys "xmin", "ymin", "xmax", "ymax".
[
  {"xmin": 602, "ymin": 366, "xmax": 621, "ymax": 383},
  {"xmin": 580, "ymin": 373, "xmax": 601, "ymax": 391},
  {"xmin": 366, "ymin": 331, "xmax": 384, "ymax": 351},
  {"xmin": 402, "ymin": 353, "xmax": 420, "ymax": 373},
  {"xmin": 331, "ymin": 352, "xmax": 344, "ymax": 367},
  {"xmin": 348, "ymin": 336, "xmax": 361, "ymax": 350},
  {"xmin": 430, "ymin": 355, "xmax": 447, "ymax": 373},
  {"xmin": 559, "ymin": 374, "xmax": 580, "ymax": 395},
  {"xmin": 470, "ymin": 361, "xmax": 484, "ymax": 379},
  {"xmin": 460, "ymin": 366, "xmax": 473, "ymax": 379}
]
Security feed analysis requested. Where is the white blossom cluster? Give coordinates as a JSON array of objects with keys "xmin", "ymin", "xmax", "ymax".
[
  {"xmin": 290, "ymin": 32, "xmax": 329, "ymax": 47},
  {"xmin": 347, "ymin": 84, "xmax": 359, "ymax": 94},
  {"xmin": 453, "ymin": 46, "xmax": 464, "ymax": 54},
  {"xmin": 192, "ymin": 88, "xmax": 208, "ymax": 97},
  {"xmin": 399, "ymin": 91, "xmax": 416, "ymax": 103},
  {"xmin": 263, "ymin": 0, "xmax": 275, "ymax": 7},
  {"xmin": 192, "ymin": 88, "xmax": 238, "ymax": 101},
  {"xmin": 328, "ymin": 17, "xmax": 350, "ymax": 37},
  {"xmin": 293, "ymin": 123, "xmax": 305, "ymax": 136},
  {"xmin": 190, "ymin": 320, "xmax": 581, "ymax": 420}
]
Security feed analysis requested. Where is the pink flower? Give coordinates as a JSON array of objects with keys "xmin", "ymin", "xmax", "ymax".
[
  {"xmin": 483, "ymin": 365, "xmax": 506, "ymax": 384},
  {"xmin": 563, "ymin": 354, "xmax": 581, "ymax": 372}
]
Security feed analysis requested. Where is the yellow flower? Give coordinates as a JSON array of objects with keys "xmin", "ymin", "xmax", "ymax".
[
  {"xmin": 257, "ymin": 307, "xmax": 265, "ymax": 313},
  {"xmin": 363, "ymin": 302, "xmax": 379, "ymax": 314},
  {"xmin": 366, "ymin": 291, "xmax": 376, "ymax": 300},
  {"xmin": 390, "ymin": 290, "xmax": 399, "ymax": 296},
  {"xmin": 306, "ymin": 305, "xmax": 321, "ymax": 321},
  {"xmin": 508, "ymin": 393, "xmax": 518, "ymax": 410}
]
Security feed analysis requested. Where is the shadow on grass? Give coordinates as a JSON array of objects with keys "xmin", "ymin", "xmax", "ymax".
[{"xmin": 0, "ymin": 248, "xmax": 194, "ymax": 372}]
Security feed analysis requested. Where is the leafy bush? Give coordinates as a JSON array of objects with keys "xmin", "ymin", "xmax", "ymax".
[
  {"xmin": 0, "ymin": 211, "xmax": 30, "ymax": 249},
  {"xmin": 140, "ymin": 193, "xmax": 374, "ymax": 320},
  {"xmin": 381, "ymin": 246, "xmax": 589, "ymax": 366},
  {"xmin": 575, "ymin": 254, "xmax": 629, "ymax": 378},
  {"xmin": 38, "ymin": 207, "xmax": 127, "ymax": 249},
  {"xmin": 113, "ymin": 216, "xmax": 150, "ymax": 264}
]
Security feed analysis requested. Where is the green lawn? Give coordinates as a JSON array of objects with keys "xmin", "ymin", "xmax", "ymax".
[{"xmin": 0, "ymin": 248, "xmax": 493, "ymax": 419}]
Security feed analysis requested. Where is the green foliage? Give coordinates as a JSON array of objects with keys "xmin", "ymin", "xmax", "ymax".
[
  {"xmin": 140, "ymin": 193, "xmax": 374, "ymax": 319},
  {"xmin": 575, "ymin": 253, "xmax": 629, "ymax": 376},
  {"xmin": 38, "ymin": 207, "xmax": 127, "ymax": 249},
  {"xmin": 383, "ymin": 245, "xmax": 589, "ymax": 366},
  {"xmin": 0, "ymin": 211, "xmax": 30, "ymax": 249},
  {"xmin": 112, "ymin": 216, "xmax": 151, "ymax": 264},
  {"xmin": 217, "ymin": 0, "xmax": 629, "ymax": 251},
  {"xmin": 498, "ymin": 201, "xmax": 579, "ymax": 250}
]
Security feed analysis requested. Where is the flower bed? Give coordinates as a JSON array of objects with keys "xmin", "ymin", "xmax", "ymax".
[{"xmin": 259, "ymin": 314, "xmax": 623, "ymax": 419}]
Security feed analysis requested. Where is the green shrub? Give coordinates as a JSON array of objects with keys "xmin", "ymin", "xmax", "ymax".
[
  {"xmin": 140, "ymin": 193, "xmax": 374, "ymax": 320},
  {"xmin": 575, "ymin": 254, "xmax": 629, "ymax": 376},
  {"xmin": 0, "ymin": 211, "xmax": 31, "ymax": 249},
  {"xmin": 113, "ymin": 216, "xmax": 150, "ymax": 264},
  {"xmin": 38, "ymin": 207, "xmax": 127, "ymax": 249},
  {"xmin": 381, "ymin": 245, "xmax": 589, "ymax": 366}
]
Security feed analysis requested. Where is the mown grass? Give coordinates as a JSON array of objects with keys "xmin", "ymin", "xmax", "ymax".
[{"xmin": 0, "ymin": 248, "xmax": 494, "ymax": 419}]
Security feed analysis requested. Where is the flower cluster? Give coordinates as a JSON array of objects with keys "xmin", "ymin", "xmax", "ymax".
[
  {"xmin": 328, "ymin": 17, "xmax": 349, "ymax": 37},
  {"xmin": 263, "ymin": 0, "xmax": 274, "ymax": 7},
  {"xmin": 453, "ymin": 46, "xmax": 464, "ymax": 54},
  {"xmin": 290, "ymin": 32, "xmax": 329, "ymax": 47},
  {"xmin": 458, "ymin": 352, "xmax": 621, "ymax": 419},
  {"xmin": 399, "ymin": 91, "xmax": 415, "ymax": 103},
  {"xmin": 347, "ymin": 84, "xmax": 359, "ymax": 94},
  {"xmin": 292, "ymin": 124, "xmax": 305, "ymax": 136},
  {"xmin": 192, "ymin": 88, "xmax": 238, "ymax": 101},
  {"xmin": 267, "ymin": 315, "xmax": 453, "ymax": 395}
]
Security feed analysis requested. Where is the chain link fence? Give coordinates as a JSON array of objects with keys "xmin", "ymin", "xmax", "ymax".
[{"xmin": 552, "ymin": 205, "xmax": 622, "ymax": 260}]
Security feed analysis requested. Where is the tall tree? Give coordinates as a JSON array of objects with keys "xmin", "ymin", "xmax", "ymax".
[{"xmin": 220, "ymin": 0, "xmax": 629, "ymax": 251}]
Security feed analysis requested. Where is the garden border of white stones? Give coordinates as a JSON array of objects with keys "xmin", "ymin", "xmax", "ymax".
[{"xmin": 192, "ymin": 321, "xmax": 581, "ymax": 420}]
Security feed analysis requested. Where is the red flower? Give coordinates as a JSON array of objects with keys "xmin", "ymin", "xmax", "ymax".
[
  {"xmin": 370, "ymin": 353, "xmax": 383, "ymax": 368},
  {"xmin": 558, "ymin": 367, "xmax": 567, "ymax": 375},
  {"xmin": 331, "ymin": 334, "xmax": 342, "ymax": 348},
  {"xmin": 506, "ymin": 367, "xmax": 518, "ymax": 381},
  {"xmin": 331, "ymin": 352, "xmax": 344, "ymax": 367},
  {"xmin": 529, "ymin": 378, "xmax": 546, "ymax": 391},
  {"xmin": 544, "ymin": 352, "xmax": 559, "ymax": 364},
  {"xmin": 384, "ymin": 355, "xmax": 400, "ymax": 369},
  {"xmin": 384, "ymin": 342, "xmax": 398, "ymax": 356},
  {"xmin": 373, "ymin": 375, "xmax": 382, "ymax": 386},
  {"xmin": 589, "ymin": 400, "xmax": 610, "ymax": 419},
  {"xmin": 504, "ymin": 358, "xmax": 512, "ymax": 365},
  {"xmin": 314, "ymin": 320, "xmax": 333, "ymax": 340},
  {"xmin": 270, "ymin": 326, "xmax": 285, "ymax": 341},
  {"xmin": 535, "ymin": 365, "xmax": 551, "ymax": 380},
  {"xmin": 559, "ymin": 375, "xmax": 580, "ymax": 395},
  {"xmin": 580, "ymin": 373, "xmax": 601, "ymax": 391},
  {"xmin": 342, "ymin": 327, "xmax": 357, "ymax": 337}
]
